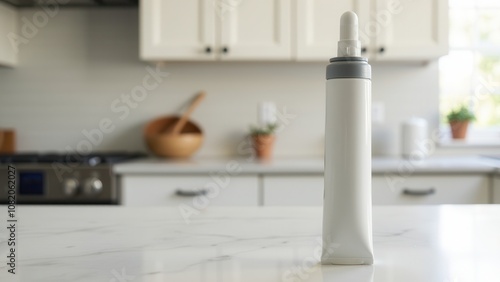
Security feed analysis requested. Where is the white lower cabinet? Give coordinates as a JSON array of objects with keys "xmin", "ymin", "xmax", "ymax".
[
  {"xmin": 121, "ymin": 175, "xmax": 259, "ymax": 206},
  {"xmin": 120, "ymin": 173, "xmax": 492, "ymax": 206},
  {"xmin": 262, "ymin": 174, "xmax": 491, "ymax": 206},
  {"xmin": 493, "ymin": 175, "xmax": 500, "ymax": 204},
  {"xmin": 263, "ymin": 176, "xmax": 324, "ymax": 206},
  {"xmin": 372, "ymin": 175, "xmax": 490, "ymax": 205}
]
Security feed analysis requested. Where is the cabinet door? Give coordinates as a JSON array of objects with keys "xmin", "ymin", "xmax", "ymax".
[
  {"xmin": 0, "ymin": 2, "xmax": 17, "ymax": 67},
  {"xmin": 121, "ymin": 175, "xmax": 259, "ymax": 206},
  {"xmin": 493, "ymin": 175, "xmax": 500, "ymax": 204},
  {"xmin": 263, "ymin": 176, "xmax": 323, "ymax": 206},
  {"xmin": 372, "ymin": 175, "xmax": 490, "ymax": 205},
  {"xmin": 373, "ymin": 0, "xmax": 448, "ymax": 61},
  {"xmin": 219, "ymin": 0, "xmax": 291, "ymax": 60},
  {"xmin": 295, "ymin": 0, "xmax": 370, "ymax": 61},
  {"xmin": 140, "ymin": 0, "xmax": 216, "ymax": 61}
]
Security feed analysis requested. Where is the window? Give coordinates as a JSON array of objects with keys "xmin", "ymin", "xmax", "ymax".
[{"xmin": 439, "ymin": 0, "xmax": 500, "ymax": 136}]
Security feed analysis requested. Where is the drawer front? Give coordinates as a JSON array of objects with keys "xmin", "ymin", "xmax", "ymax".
[
  {"xmin": 373, "ymin": 175, "xmax": 490, "ymax": 205},
  {"xmin": 493, "ymin": 176, "xmax": 500, "ymax": 204},
  {"xmin": 263, "ymin": 176, "xmax": 323, "ymax": 206},
  {"xmin": 121, "ymin": 175, "xmax": 259, "ymax": 207}
]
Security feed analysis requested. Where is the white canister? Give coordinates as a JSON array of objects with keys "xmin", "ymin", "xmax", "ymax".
[{"xmin": 402, "ymin": 117, "xmax": 428, "ymax": 159}]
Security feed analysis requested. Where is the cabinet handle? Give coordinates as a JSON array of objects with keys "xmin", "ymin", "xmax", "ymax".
[
  {"xmin": 175, "ymin": 189, "xmax": 207, "ymax": 197},
  {"xmin": 222, "ymin": 46, "xmax": 229, "ymax": 54},
  {"xmin": 205, "ymin": 46, "xmax": 212, "ymax": 54},
  {"xmin": 402, "ymin": 187, "xmax": 435, "ymax": 196},
  {"xmin": 378, "ymin": 47, "xmax": 385, "ymax": 53},
  {"xmin": 361, "ymin": 47, "xmax": 367, "ymax": 53}
]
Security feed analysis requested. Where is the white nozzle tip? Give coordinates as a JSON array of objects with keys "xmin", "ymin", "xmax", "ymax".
[
  {"xmin": 340, "ymin": 11, "xmax": 358, "ymax": 41},
  {"xmin": 341, "ymin": 11, "xmax": 358, "ymax": 24},
  {"xmin": 337, "ymin": 11, "xmax": 361, "ymax": 57}
]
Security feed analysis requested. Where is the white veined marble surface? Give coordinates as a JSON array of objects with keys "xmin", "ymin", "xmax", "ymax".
[{"xmin": 1, "ymin": 205, "xmax": 500, "ymax": 281}]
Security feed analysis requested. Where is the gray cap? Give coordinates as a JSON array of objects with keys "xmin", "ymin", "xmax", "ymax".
[{"xmin": 326, "ymin": 57, "xmax": 371, "ymax": 80}]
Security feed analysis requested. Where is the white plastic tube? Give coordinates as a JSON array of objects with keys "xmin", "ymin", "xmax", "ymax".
[{"xmin": 322, "ymin": 11, "xmax": 374, "ymax": 265}]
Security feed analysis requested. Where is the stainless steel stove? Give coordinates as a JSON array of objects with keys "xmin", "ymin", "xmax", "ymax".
[{"xmin": 0, "ymin": 152, "xmax": 145, "ymax": 205}]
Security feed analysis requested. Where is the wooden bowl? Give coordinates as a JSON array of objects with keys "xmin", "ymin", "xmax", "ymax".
[{"xmin": 144, "ymin": 116, "xmax": 203, "ymax": 158}]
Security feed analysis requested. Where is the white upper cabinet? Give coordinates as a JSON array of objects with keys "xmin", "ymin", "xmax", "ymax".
[
  {"xmin": 140, "ymin": 0, "xmax": 216, "ymax": 61},
  {"xmin": 295, "ymin": 0, "xmax": 366, "ymax": 60},
  {"xmin": 295, "ymin": 0, "xmax": 448, "ymax": 61},
  {"xmin": 219, "ymin": 0, "xmax": 291, "ymax": 60},
  {"xmin": 140, "ymin": 0, "xmax": 448, "ymax": 62},
  {"xmin": 373, "ymin": 0, "xmax": 448, "ymax": 61},
  {"xmin": 140, "ymin": 0, "xmax": 291, "ymax": 61},
  {"xmin": 0, "ymin": 2, "xmax": 18, "ymax": 67}
]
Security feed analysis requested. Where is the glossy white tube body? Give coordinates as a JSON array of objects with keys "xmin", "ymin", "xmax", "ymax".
[{"xmin": 322, "ymin": 77, "xmax": 374, "ymax": 265}]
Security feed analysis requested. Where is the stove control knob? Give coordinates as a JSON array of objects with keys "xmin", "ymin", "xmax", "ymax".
[
  {"xmin": 63, "ymin": 178, "xmax": 80, "ymax": 196},
  {"xmin": 84, "ymin": 178, "xmax": 103, "ymax": 195}
]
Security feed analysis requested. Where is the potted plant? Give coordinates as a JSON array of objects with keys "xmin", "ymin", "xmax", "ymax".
[
  {"xmin": 446, "ymin": 106, "xmax": 476, "ymax": 139},
  {"xmin": 250, "ymin": 123, "xmax": 278, "ymax": 160}
]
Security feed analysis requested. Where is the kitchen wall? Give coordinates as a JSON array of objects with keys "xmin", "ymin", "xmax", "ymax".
[{"xmin": 0, "ymin": 8, "xmax": 441, "ymax": 157}]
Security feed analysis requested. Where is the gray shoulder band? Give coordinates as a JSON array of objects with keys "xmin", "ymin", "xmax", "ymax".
[{"xmin": 326, "ymin": 57, "xmax": 371, "ymax": 80}]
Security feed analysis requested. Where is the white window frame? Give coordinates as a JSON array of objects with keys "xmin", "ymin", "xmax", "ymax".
[{"xmin": 439, "ymin": 2, "xmax": 500, "ymax": 144}]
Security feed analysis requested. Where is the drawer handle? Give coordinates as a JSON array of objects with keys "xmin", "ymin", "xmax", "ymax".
[
  {"xmin": 402, "ymin": 188, "xmax": 435, "ymax": 196},
  {"xmin": 175, "ymin": 189, "xmax": 207, "ymax": 197}
]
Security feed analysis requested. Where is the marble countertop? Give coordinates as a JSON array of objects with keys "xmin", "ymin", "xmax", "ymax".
[
  {"xmin": 114, "ymin": 155, "xmax": 500, "ymax": 175},
  {"xmin": 1, "ymin": 206, "xmax": 500, "ymax": 281}
]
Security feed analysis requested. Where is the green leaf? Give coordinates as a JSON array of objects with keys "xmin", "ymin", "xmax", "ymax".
[
  {"xmin": 446, "ymin": 105, "xmax": 476, "ymax": 122},
  {"xmin": 249, "ymin": 123, "xmax": 278, "ymax": 136}
]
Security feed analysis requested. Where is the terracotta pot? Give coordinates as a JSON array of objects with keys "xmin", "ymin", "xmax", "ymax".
[
  {"xmin": 449, "ymin": 121, "xmax": 469, "ymax": 139},
  {"xmin": 251, "ymin": 135, "xmax": 275, "ymax": 160}
]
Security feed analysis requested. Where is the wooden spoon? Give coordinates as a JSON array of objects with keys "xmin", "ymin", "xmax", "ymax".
[{"xmin": 166, "ymin": 91, "xmax": 206, "ymax": 135}]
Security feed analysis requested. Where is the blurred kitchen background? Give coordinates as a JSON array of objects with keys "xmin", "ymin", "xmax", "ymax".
[
  {"xmin": 0, "ymin": 0, "xmax": 465, "ymax": 156},
  {"xmin": 1, "ymin": 0, "xmax": 500, "ymax": 207}
]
